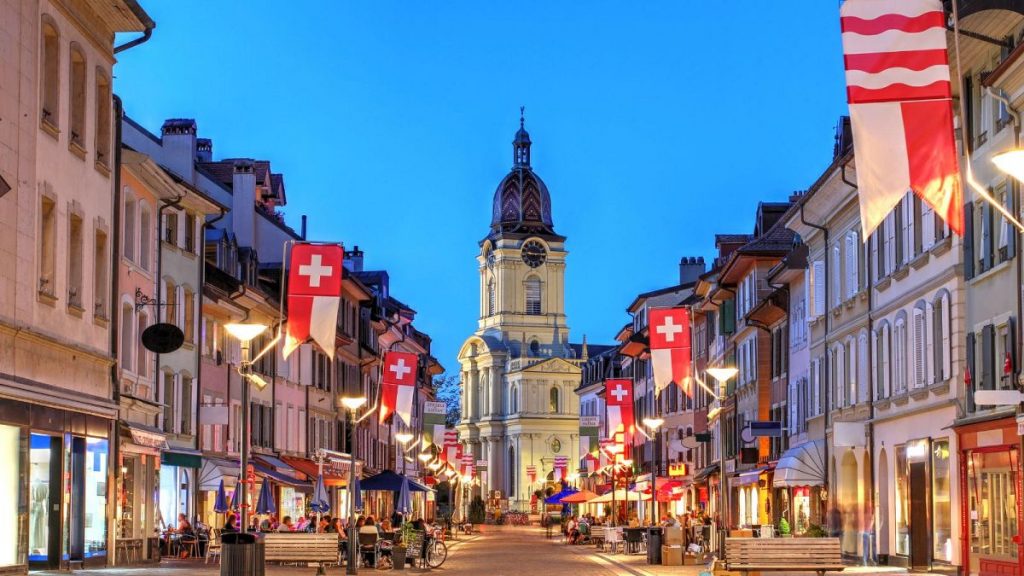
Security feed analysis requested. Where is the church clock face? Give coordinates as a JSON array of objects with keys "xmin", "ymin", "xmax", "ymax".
[{"xmin": 521, "ymin": 240, "xmax": 547, "ymax": 268}]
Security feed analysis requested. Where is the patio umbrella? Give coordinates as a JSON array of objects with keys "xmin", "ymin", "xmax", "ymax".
[
  {"xmin": 560, "ymin": 489, "xmax": 598, "ymax": 504},
  {"xmin": 214, "ymin": 479, "xmax": 229, "ymax": 513},
  {"xmin": 591, "ymin": 489, "xmax": 644, "ymax": 503},
  {"xmin": 396, "ymin": 477, "xmax": 413, "ymax": 515},
  {"xmin": 545, "ymin": 487, "xmax": 578, "ymax": 504},
  {"xmin": 360, "ymin": 470, "xmax": 430, "ymax": 492},
  {"xmin": 255, "ymin": 479, "xmax": 276, "ymax": 515},
  {"xmin": 310, "ymin": 474, "xmax": 330, "ymax": 514}
]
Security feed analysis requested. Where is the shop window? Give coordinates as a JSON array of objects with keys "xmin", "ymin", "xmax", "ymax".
[
  {"xmin": 82, "ymin": 437, "xmax": 108, "ymax": 558},
  {"xmin": 968, "ymin": 448, "xmax": 1019, "ymax": 561},
  {"xmin": 932, "ymin": 440, "xmax": 952, "ymax": 562},
  {"xmin": 0, "ymin": 425, "xmax": 21, "ymax": 567},
  {"xmin": 895, "ymin": 445, "xmax": 910, "ymax": 556}
]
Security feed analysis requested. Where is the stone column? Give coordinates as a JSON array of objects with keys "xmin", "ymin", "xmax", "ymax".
[{"xmin": 469, "ymin": 367, "xmax": 479, "ymax": 420}]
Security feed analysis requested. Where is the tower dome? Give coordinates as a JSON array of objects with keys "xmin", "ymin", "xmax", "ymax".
[{"xmin": 490, "ymin": 108, "xmax": 555, "ymax": 236}]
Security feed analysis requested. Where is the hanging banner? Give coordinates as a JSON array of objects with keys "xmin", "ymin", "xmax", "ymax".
[
  {"xmin": 422, "ymin": 401, "xmax": 447, "ymax": 448},
  {"xmin": 284, "ymin": 243, "xmax": 344, "ymax": 359},
  {"xmin": 649, "ymin": 307, "xmax": 693, "ymax": 396},
  {"xmin": 580, "ymin": 415, "xmax": 600, "ymax": 468}
]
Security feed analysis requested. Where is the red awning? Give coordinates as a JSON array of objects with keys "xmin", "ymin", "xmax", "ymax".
[{"xmin": 281, "ymin": 456, "xmax": 351, "ymax": 488}]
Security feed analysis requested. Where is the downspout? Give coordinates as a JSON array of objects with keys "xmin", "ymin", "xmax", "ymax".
[{"xmin": 800, "ymin": 199, "xmax": 831, "ymax": 520}]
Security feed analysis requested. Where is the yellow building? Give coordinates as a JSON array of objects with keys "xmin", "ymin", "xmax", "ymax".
[{"xmin": 457, "ymin": 116, "xmax": 584, "ymax": 509}]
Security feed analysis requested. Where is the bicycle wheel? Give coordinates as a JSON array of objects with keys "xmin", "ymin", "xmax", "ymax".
[{"xmin": 426, "ymin": 540, "xmax": 448, "ymax": 568}]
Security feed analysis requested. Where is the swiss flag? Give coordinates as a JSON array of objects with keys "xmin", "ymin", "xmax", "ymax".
[
  {"xmin": 380, "ymin": 351, "xmax": 418, "ymax": 426},
  {"xmin": 605, "ymin": 378, "xmax": 635, "ymax": 442},
  {"xmin": 649, "ymin": 307, "xmax": 692, "ymax": 396},
  {"xmin": 284, "ymin": 243, "xmax": 344, "ymax": 359}
]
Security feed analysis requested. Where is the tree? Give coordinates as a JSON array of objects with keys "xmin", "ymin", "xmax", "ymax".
[{"xmin": 432, "ymin": 373, "xmax": 461, "ymax": 426}]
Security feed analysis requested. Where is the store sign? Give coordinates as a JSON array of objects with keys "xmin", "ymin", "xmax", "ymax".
[
  {"xmin": 975, "ymin": 390, "xmax": 1024, "ymax": 406},
  {"xmin": 129, "ymin": 428, "xmax": 167, "ymax": 449},
  {"xmin": 668, "ymin": 463, "xmax": 687, "ymax": 477},
  {"xmin": 749, "ymin": 421, "xmax": 783, "ymax": 438}
]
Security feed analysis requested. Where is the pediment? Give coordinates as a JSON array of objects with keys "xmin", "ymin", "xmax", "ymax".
[{"xmin": 520, "ymin": 356, "xmax": 580, "ymax": 374}]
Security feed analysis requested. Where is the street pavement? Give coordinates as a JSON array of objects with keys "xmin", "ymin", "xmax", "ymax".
[{"xmin": 35, "ymin": 525, "xmax": 923, "ymax": 576}]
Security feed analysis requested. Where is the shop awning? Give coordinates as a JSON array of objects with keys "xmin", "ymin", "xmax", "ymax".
[
  {"xmin": 199, "ymin": 456, "xmax": 239, "ymax": 491},
  {"xmin": 732, "ymin": 467, "xmax": 771, "ymax": 487},
  {"xmin": 255, "ymin": 454, "xmax": 296, "ymax": 472},
  {"xmin": 281, "ymin": 455, "xmax": 358, "ymax": 488},
  {"xmin": 162, "ymin": 449, "xmax": 202, "ymax": 469},
  {"xmin": 252, "ymin": 462, "xmax": 311, "ymax": 489},
  {"xmin": 693, "ymin": 463, "xmax": 719, "ymax": 483},
  {"xmin": 120, "ymin": 422, "xmax": 167, "ymax": 454},
  {"xmin": 773, "ymin": 440, "xmax": 826, "ymax": 488}
]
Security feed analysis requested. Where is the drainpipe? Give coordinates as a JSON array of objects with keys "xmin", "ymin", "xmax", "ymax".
[
  {"xmin": 113, "ymin": 1, "xmax": 154, "ymax": 55},
  {"xmin": 800, "ymin": 200, "xmax": 831, "ymax": 524}
]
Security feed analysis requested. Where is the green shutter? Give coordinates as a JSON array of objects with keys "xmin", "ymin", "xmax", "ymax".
[
  {"xmin": 720, "ymin": 299, "xmax": 736, "ymax": 335},
  {"xmin": 964, "ymin": 202, "xmax": 975, "ymax": 279}
]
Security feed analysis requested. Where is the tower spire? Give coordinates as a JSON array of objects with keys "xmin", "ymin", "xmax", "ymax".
[{"xmin": 513, "ymin": 106, "xmax": 531, "ymax": 167}]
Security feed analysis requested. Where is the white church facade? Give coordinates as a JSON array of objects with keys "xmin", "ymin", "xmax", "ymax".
[{"xmin": 456, "ymin": 115, "xmax": 589, "ymax": 508}]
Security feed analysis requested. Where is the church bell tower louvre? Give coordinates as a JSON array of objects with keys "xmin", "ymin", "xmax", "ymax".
[{"xmin": 456, "ymin": 110, "xmax": 586, "ymax": 509}]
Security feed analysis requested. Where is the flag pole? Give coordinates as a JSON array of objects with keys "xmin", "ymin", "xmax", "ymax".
[{"xmin": 950, "ymin": 0, "xmax": 1024, "ymax": 233}]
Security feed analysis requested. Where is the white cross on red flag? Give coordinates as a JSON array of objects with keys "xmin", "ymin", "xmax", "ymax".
[
  {"xmin": 380, "ymin": 351, "xmax": 418, "ymax": 426},
  {"xmin": 841, "ymin": 0, "xmax": 963, "ymax": 237},
  {"xmin": 604, "ymin": 378, "xmax": 635, "ymax": 443},
  {"xmin": 649, "ymin": 307, "xmax": 692, "ymax": 397},
  {"xmin": 284, "ymin": 243, "xmax": 344, "ymax": 359}
]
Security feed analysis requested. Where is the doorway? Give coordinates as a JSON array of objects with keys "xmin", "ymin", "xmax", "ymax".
[
  {"xmin": 909, "ymin": 460, "xmax": 930, "ymax": 569},
  {"xmin": 28, "ymin": 433, "xmax": 62, "ymax": 569}
]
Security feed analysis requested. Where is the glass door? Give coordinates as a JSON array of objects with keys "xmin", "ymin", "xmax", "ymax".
[{"xmin": 29, "ymin": 433, "xmax": 61, "ymax": 569}]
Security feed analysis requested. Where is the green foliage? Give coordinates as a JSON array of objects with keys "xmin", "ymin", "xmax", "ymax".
[
  {"xmin": 432, "ymin": 374, "xmax": 462, "ymax": 426},
  {"xmin": 469, "ymin": 496, "xmax": 486, "ymax": 524},
  {"xmin": 804, "ymin": 524, "xmax": 827, "ymax": 537},
  {"xmin": 778, "ymin": 517, "xmax": 791, "ymax": 535},
  {"xmin": 398, "ymin": 519, "xmax": 415, "ymax": 546}
]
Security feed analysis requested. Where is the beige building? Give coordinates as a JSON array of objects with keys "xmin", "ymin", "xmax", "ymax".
[
  {"xmin": 0, "ymin": 0, "xmax": 152, "ymax": 570},
  {"xmin": 457, "ymin": 118, "xmax": 585, "ymax": 508}
]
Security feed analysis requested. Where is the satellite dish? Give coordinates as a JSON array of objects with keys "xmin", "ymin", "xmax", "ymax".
[
  {"xmin": 681, "ymin": 436, "xmax": 700, "ymax": 450},
  {"xmin": 142, "ymin": 323, "xmax": 185, "ymax": 354}
]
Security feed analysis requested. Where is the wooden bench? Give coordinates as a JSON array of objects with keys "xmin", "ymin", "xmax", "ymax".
[
  {"xmin": 724, "ymin": 537, "xmax": 845, "ymax": 576},
  {"xmin": 262, "ymin": 533, "xmax": 338, "ymax": 568}
]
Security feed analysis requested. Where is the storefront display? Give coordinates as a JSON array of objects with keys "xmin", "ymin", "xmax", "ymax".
[
  {"xmin": 892, "ymin": 437, "xmax": 953, "ymax": 568},
  {"xmin": 932, "ymin": 440, "xmax": 952, "ymax": 562},
  {"xmin": 0, "ymin": 424, "xmax": 21, "ymax": 568},
  {"xmin": 280, "ymin": 486, "xmax": 305, "ymax": 521}
]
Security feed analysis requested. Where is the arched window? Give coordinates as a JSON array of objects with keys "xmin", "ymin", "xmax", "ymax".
[
  {"xmin": 894, "ymin": 315, "xmax": 908, "ymax": 393},
  {"xmin": 934, "ymin": 291, "xmax": 952, "ymax": 381},
  {"xmin": 40, "ymin": 17, "xmax": 60, "ymax": 127},
  {"xmin": 120, "ymin": 303, "xmax": 134, "ymax": 373},
  {"xmin": 525, "ymin": 277, "xmax": 541, "ymax": 315},
  {"xmin": 549, "ymin": 387, "xmax": 560, "ymax": 413},
  {"xmin": 69, "ymin": 44, "xmax": 86, "ymax": 148},
  {"xmin": 511, "ymin": 385, "xmax": 519, "ymax": 414},
  {"xmin": 913, "ymin": 302, "xmax": 928, "ymax": 388},
  {"xmin": 94, "ymin": 68, "xmax": 112, "ymax": 167},
  {"xmin": 530, "ymin": 339, "xmax": 540, "ymax": 356},
  {"xmin": 487, "ymin": 278, "xmax": 495, "ymax": 316}
]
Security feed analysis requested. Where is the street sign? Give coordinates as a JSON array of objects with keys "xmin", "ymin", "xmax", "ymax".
[
  {"xmin": 975, "ymin": 390, "xmax": 1024, "ymax": 406},
  {"xmin": 749, "ymin": 421, "xmax": 783, "ymax": 438},
  {"xmin": 681, "ymin": 436, "xmax": 700, "ymax": 449}
]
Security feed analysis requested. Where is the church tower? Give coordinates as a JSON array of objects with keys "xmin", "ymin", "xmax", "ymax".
[{"xmin": 457, "ymin": 111, "xmax": 582, "ymax": 509}]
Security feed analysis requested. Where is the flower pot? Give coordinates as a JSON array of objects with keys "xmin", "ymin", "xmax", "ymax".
[{"xmin": 393, "ymin": 546, "xmax": 407, "ymax": 570}]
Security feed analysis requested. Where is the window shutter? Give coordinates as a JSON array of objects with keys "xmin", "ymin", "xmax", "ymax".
[
  {"xmin": 886, "ymin": 214, "xmax": 897, "ymax": 274},
  {"xmin": 883, "ymin": 324, "xmax": 892, "ymax": 397},
  {"xmin": 831, "ymin": 245, "xmax": 842, "ymax": 307},
  {"xmin": 1010, "ymin": 316, "xmax": 1019, "ymax": 378},
  {"xmin": 966, "ymin": 331, "xmax": 977, "ymax": 412},
  {"xmin": 942, "ymin": 296, "xmax": 952, "ymax": 380},
  {"xmin": 896, "ymin": 198, "xmax": 907, "ymax": 265},
  {"xmin": 922, "ymin": 202, "xmax": 935, "ymax": 250},
  {"xmin": 721, "ymin": 299, "xmax": 736, "ymax": 334},
  {"xmin": 859, "ymin": 333, "xmax": 869, "ymax": 403},
  {"xmin": 789, "ymin": 380, "xmax": 798, "ymax": 434},
  {"xmin": 982, "ymin": 324, "xmax": 995, "ymax": 390},
  {"xmin": 871, "ymin": 234, "xmax": 880, "ymax": 282},
  {"xmin": 845, "ymin": 233, "xmax": 858, "ymax": 299},
  {"xmin": 811, "ymin": 260, "xmax": 826, "ymax": 317},
  {"xmin": 982, "ymin": 199, "xmax": 993, "ymax": 272},
  {"xmin": 913, "ymin": 309, "xmax": 926, "ymax": 388},
  {"xmin": 873, "ymin": 330, "xmax": 882, "ymax": 400},
  {"xmin": 933, "ymin": 300, "xmax": 943, "ymax": 383},
  {"xmin": 964, "ymin": 202, "xmax": 975, "ymax": 279},
  {"xmin": 910, "ymin": 195, "xmax": 920, "ymax": 258},
  {"xmin": 925, "ymin": 302, "xmax": 935, "ymax": 385},
  {"xmin": 1009, "ymin": 182, "xmax": 1018, "ymax": 259}
]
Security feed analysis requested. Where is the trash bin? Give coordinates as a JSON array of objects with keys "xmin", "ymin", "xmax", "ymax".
[
  {"xmin": 220, "ymin": 532, "xmax": 265, "ymax": 576},
  {"xmin": 647, "ymin": 527, "xmax": 663, "ymax": 565}
]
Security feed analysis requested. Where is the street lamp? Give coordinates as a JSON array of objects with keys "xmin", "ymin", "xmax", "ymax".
[
  {"xmin": 643, "ymin": 417, "xmax": 665, "ymax": 524},
  {"xmin": 339, "ymin": 394, "xmax": 369, "ymax": 576},
  {"xmin": 223, "ymin": 322, "xmax": 269, "ymax": 533},
  {"xmin": 707, "ymin": 367, "xmax": 738, "ymax": 534}
]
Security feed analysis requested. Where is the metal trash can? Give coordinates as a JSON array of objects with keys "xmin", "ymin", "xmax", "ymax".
[
  {"xmin": 647, "ymin": 527, "xmax": 663, "ymax": 565},
  {"xmin": 220, "ymin": 532, "xmax": 265, "ymax": 576}
]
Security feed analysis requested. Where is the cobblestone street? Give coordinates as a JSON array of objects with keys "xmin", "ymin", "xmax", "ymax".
[{"xmin": 32, "ymin": 526, "xmax": 927, "ymax": 576}]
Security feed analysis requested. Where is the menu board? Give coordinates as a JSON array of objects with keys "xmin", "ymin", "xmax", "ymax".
[{"xmin": 406, "ymin": 530, "xmax": 425, "ymax": 559}]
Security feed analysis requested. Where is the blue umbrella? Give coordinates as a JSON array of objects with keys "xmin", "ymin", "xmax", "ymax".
[
  {"xmin": 255, "ymin": 479, "xmax": 276, "ymax": 515},
  {"xmin": 214, "ymin": 479, "xmax": 229, "ymax": 513},
  {"xmin": 397, "ymin": 477, "xmax": 412, "ymax": 515},
  {"xmin": 353, "ymin": 474, "xmax": 363, "ymax": 512},
  {"xmin": 311, "ymin": 474, "xmax": 330, "ymax": 514}
]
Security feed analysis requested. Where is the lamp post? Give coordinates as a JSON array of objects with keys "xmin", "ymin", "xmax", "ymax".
[
  {"xmin": 707, "ymin": 367, "xmax": 738, "ymax": 536},
  {"xmin": 224, "ymin": 322, "xmax": 269, "ymax": 533},
  {"xmin": 643, "ymin": 417, "xmax": 665, "ymax": 525},
  {"xmin": 340, "ymin": 395, "xmax": 367, "ymax": 576}
]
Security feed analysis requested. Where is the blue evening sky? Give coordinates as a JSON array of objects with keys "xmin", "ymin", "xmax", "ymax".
[{"xmin": 114, "ymin": 1, "xmax": 848, "ymax": 373}]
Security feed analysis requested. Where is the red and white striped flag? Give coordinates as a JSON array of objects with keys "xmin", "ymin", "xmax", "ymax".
[
  {"xmin": 442, "ymin": 430, "xmax": 459, "ymax": 464},
  {"xmin": 841, "ymin": 0, "xmax": 963, "ymax": 237}
]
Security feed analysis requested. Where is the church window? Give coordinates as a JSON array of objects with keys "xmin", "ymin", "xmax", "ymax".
[
  {"xmin": 525, "ymin": 277, "xmax": 541, "ymax": 315},
  {"xmin": 549, "ymin": 387, "xmax": 560, "ymax": 413},
  {"xmin": 487, "ymin": 278, "xmax": 495, "ymax": 316},
  {"xmin": 511, "ymin": 385, "xmax": 518, "ymax": 413},
  {"xmin": 530, "ymin": 340, "xmax": 540, "ymax": 356}
]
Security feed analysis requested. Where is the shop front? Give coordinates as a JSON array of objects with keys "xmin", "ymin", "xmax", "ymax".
[
  {"xmin": 197, "ymin": 456, "xmax": 238, "ymax": 529},
  {"xmin": 773, "ymin": 439, "xmax": 826, "ymax": 535},
  {"xmin": 0, "ymin": 400, "xmax": 114, "ymax": 571},
  {"xmin": 281, "ymin": 455, "xmax": 361, "ymax": 522},
  {"xmin": 158, "ymin": 450, "xmax": 200, "ymax": 531},
  {"xmin": 875, "ymin": 415, "xmax": 958, "ymax": 571},
  {"xmin": 115, "ymin": 424, "xmax": 166, "ymax": 564},
  {"xmin": 733, "ymin": 467, "xmax": 771, "ymax": 529},
  {"xmin": 955, "ymin": 414, "xmax": 1023, "ymax": 576}
]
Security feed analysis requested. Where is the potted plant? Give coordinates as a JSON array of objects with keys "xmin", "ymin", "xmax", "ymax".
[
  {"xmin": 393, "ymin": 521, "xmax": 416, "ymax": 570},
  {"xmin": 778, "ymin": 517, "xmax": 792, "ymax": 537}
]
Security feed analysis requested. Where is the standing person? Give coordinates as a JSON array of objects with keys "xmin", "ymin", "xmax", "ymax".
[{"xmin": 861, "ymin": 507, "xmax": 876, "ymax": 566}]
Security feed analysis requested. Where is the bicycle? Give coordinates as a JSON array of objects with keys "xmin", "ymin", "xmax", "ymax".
[{"xmin": 424, "ymin": 525, "xmax": 448, "ymax": 568}]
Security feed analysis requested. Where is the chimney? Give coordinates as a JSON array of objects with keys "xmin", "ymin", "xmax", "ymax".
[
  {"xmin": 679, "ymin": 256, "xmax": 706, "ymax": 285},
  {"xmin": 300, "ymin": 215, "xmax": 307, "ymax": 240},
  {"xmin": 231, "ymin": 159, "xmax": 256, "ymax": 247},
  {"xmin": 160, "ymin": 119, "xmax": 197, "ymax": 182},
  {"xmin": 344, "ymin": 245, "xmax": 364, "ymax": 272},
  {"xmin": 196, "ymin": 138, "xmax": 213, "ymax": 162}
]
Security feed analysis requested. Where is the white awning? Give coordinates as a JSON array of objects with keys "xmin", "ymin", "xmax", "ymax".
[
  {"xmin": 198, "ymin": 456, "xmax": 239, "ymax": 491},
  {"xmin": 773, "ymin": 440, "xmax": 826, "ymax": 488}
]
